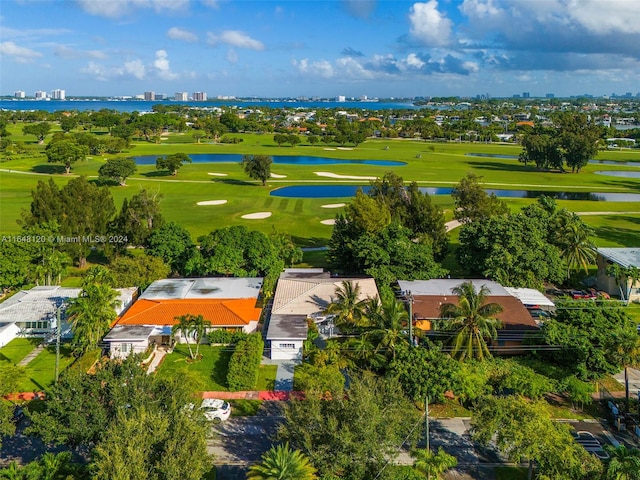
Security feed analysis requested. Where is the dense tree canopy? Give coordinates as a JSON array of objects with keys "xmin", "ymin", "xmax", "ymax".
[
  {"xmin": 145, "ymin": 221, "xmax": 196, "ymax": 275},
  {"xmin": 45, "ymin": 139, "xmax": 89, "ymax": 174},
  {"xmin": 538, "ymin": 300, "xmax": 639, "ymax": 380},
  {"xmin": 451, "ymin": 173, "xmax": 508, "ymax": 223},
  {"xmin": 278, "ymin": 373, "xmax": 419, "ymax": 480},
  {"xmin": 156, "ymin": 152, "xmax": 192, "ymax": 176}
]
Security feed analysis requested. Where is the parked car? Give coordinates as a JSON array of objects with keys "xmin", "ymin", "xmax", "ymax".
[
  {"xmin": 528, "ymin": 308, "xmax": 550, "ymax": 319},
  {"xmin": 200, "ymin": 399, "xmax": 231, "ymax": 424},
  {"xmin": 570, "ymin": 290, "xmax": 597, "ymax": 300}
]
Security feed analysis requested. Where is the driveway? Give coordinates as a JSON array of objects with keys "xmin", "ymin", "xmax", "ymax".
[{"xmin": 207, "ymin": 402, "xmax": 284, "ymax": 479}]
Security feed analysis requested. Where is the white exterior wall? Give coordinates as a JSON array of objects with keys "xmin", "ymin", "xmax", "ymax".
[
  {"xmin": 108, "ymin": 340, "xmax": 149, "ymax": 359},
  {"xmin": 0, "ymin": 324, "xmax": 21, "ymax": 348},
  {"xmin": 269, "ymin": 339, "xmax": 303, "ymax": 360}
]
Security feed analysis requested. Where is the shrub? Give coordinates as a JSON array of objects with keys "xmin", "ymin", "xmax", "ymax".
[
  {"xmin": 208, "ymin": 329, "xmax": 247, "ymax": 345},
  {"xmin": 226, "ymin": 333, "xmax": 263, "ymax": 391}
]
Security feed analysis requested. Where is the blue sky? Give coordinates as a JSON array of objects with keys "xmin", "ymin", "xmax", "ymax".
[{"xmin": 2, "ymin": 0, "xmax": 640, "ymax": 98}]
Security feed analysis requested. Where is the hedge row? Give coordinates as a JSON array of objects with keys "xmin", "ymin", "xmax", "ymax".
[
  {"xmin": 226, "ymin": 333, "xmax": 264, "ymax": 391},
  {"xmin": 208, "ymin": 329, "xmax": 247, "ymax": 345}
]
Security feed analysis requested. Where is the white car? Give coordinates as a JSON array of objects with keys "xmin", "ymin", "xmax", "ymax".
[{"xmin": 200, "ymin": 399, "xmax": 231, "ymax": 423}]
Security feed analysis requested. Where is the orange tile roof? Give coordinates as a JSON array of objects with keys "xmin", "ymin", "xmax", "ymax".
[{"xmin": 116, "ymin": 298, "xmax": 261, "ymax": 327}]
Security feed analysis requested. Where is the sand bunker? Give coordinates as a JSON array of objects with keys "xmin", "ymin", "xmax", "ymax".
[
  {"xmin": 271, "ymin": 173, "xmax": 287, "ymax": 178},
  {"xmin": 314, "ymin": 171, "xmax": 377, "ymax": 180},
  {"xmin": 197, "ymin": 200, "xmax": 228, "ymax": 206},
  {"xmin": 321, "ymin": 219, "xmax": 336, "ymax": 225},
  {"xmin": 242, "ymin": 212, "xmax": 272, "ymax": 219},
  {"xmin": 207, "ymin": 172, "xmax": 228, "ymax": 176},
  {"xmin": 323, "ymin": 148, "xmax": 337, "ymax": 151},
  {"xmin": 321, "ymin": 203, "xmax": 346, "ymax": 208},
  {"xmin": 336, "ymin": 147, "xmax": 354, "ymax": 150}
]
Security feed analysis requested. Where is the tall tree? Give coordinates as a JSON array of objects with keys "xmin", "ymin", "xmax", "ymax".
[
  {"xmin": 22, "ymin": 122, "xmax": 51, "ymax": 144},
  {"xmin": 67, "ymin": 283, "xmax": 120, "ymax": 354},
  {"xmin": 278, "ymin": 374, "xmax": 419, "ymax": 480},
  {"xmin": 145, "ymin": 221, "xmax": 195, "ymax": 275},
  {"xmin": 155, "ymin": 152, "xmax": 192, "ymax": 176},
  {"xmin": 451, "ymin": 173, "xmax": 508, "ymax": 223},
  {"xmin": 553, "ymin": 211, "xmax": 596, "ymax": 278},
  {"xmin": 247, "ymin": 443, "xmax": 318, "ymax": 480},
  {"xmin": 110, "ymin": 254, "xmax": 170, "ymax": 289},
  {"xmin": 325, "ymin": 280, "xmax": 369, "ymax": 333},
  {"xmin": 472, "ymin": 396, "xmax": 602, "ymax": 479},
  {"xmin": 171, "ymin": 314, "xmax": 211, "ymax": 360},
  {"xmin": 45, "ymin": 139, "xmax": 89, "ymax": 174},
  {"xmin": 241, "ymin": 154, "xmax": 273, "ymax": 186},
  {"xmin": 367, "ymin": 299, "xmax": 409, "ymax": 360},
  {"xmin": 439, "ymin": 281, "xmax": 503, "ymax": 361},
  {"xmin": 98, "ymin": 157, "xmax": 137, "ymax": 186},
  {"xmin": 116, "ymin": 189, "xmax": 164, "ymax": 247}
]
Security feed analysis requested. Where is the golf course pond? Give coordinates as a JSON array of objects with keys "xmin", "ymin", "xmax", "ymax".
[
  {"xmin": 270, "ymin": 185, "xmax": 640, "ymax": 201},
  {"xmin": 134, "ymin": 154, "xmax": 406, "ymax": 167}
]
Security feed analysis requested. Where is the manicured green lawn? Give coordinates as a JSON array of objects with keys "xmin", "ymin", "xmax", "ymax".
[
  {"xmin": 15, "ymin": 344, "xmax": 76, "ymax": 392},
  {"xmin": 256, "ymin": 364, "xmax": 277, "ymax": 391},
  {"xmin": 495, "ymin": 466, "xmax": 528, "ymax": 480},
  {"xmin": 154, "ymin": 344, "xmax": 233, "ymax": 392},
  {"xmin": 2, "ymin": 132, "xmax": 639, "ymax": 251},
  {"xmin": 0, "ymin": 338, "xmax": 40, "ymax": 364}
]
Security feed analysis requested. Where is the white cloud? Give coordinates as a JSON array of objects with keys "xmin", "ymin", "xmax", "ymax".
[
  {"xmin": 207, "ymin": 30, "xmax": 265, "ymax": 51},
  {"xmin": 409, "ymin": 1, "xmax": 453, "ymax": 47},
  {"xmin": 566, "ymin": 0, "xmax": 640, "ymax": 34},
  {"xmin": 292, "ymin": 58, "xmax": 334, "ymax": 78},
  {"xmin": 154, "ymin": 50, "xmax": 179, "ymax": 80},
  {"xmin": 405, "ymin": 53, "xmax": 425, "ymax": 69},
  {"xmin": 52, "ymin": 44, "xmax": 107, "ymax": 59},
  {"xmin": 167, "ymin": 27, "xmax": 198, "ymax": 43},
  {"xmin": 124, "ymin": 59, "xmax": 146, "ymax": 79},
  {"xmin": 0, "ymin": 41, "xmax": 42, "ymax": 62},
  {"xmin": 76, "ymin": 0, "xmax": 189, "ymax": 18}
]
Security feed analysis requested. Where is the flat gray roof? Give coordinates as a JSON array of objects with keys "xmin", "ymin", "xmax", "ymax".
[
  {"xmin": 398, "ymin": 279, "xmax": 509, "ymax": 297},
  {"xmin": 140, "ymin": 278, "xmax": 263, "ymax": 300},
  {"xmin": 104, "ymin": 325, "xmax": 156, "ymax": 342},
  {"xmin": 597, "ymin": 248, "xmax": 640, "ymax": 269},
  {"xmin": 266, "ymin": 314, "xmax": 309, "ymax": 340}
]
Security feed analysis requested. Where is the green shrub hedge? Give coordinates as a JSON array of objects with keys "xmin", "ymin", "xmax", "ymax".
[
  {"xmin": 208, "ymin": 329, "xmax": 247, "ymax": 345},
  {"xmin": 226, "ymin": 333, "xmax": 264, "ymax": 391}
]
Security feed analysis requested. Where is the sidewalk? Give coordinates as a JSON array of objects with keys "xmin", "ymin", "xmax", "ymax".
[
  {"xmin": 201, "ymin": 390, "xmax": 304, "ymax": 400},
  {"xmin": 17, "ymin": 344, "xmax": 44, "ymax": 367}
]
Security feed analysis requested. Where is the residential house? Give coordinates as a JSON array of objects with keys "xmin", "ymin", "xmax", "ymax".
[
  {"xmin": 0, "ymin": 286, "xmax": 137, "ymax": 348},
  {"xmin": 265, "ymin": 269, "xmax": 379, "ymax": 360},
  {"xmin": 596, "ymin": 248, "xmax": 640, "ymax": 302},
  {"xmin": 397, "ymin": 279, "xmax": 540, "ymax": 353},
  {"xmin": 104, "ymin": 278, "xmax": 263, "ymax": 358}
]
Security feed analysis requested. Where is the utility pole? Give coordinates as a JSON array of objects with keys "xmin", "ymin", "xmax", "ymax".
[
  {"xmin": 425, "ymin": 395, "xmax": 430, "ymax": 452},
  {"xmin": 55, "ymin": 306, "xmax": 61, "ymax": 384},
  {"xmin": 407, "ymin": 290, "xmax": 414, "ymax": 347}
]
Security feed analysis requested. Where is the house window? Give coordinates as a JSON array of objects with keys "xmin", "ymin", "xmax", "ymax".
[
  {"xmin": 278, "ymin": 343, "xmax": 296, "ymax": 349},
  {"xmin": 120, "ymin": 343, "xmax": 132, "ymax": 353}
]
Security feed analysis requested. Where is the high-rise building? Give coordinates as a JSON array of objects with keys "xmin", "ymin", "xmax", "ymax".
[
  {"xmin": 174, "ymin": 92, "xmax": 188, "ymax": 101},
  {"xmin": 336, "ymin": 95, "xmax": 346, "ymax": 102},
  {"xmin": 14, "ymin": 90, "xmax": 25, "ymax": 98},
  {"xmin": 522, "ymin": 92, "xmax": 530, "ymax": 98},
  {"xmin": 192, "ymin": 91, "xmax": 207, "ymax": 101},
  {"xmin": 51, "ymin": 89, "xmax": 65, "ymax": 100},
  {"xmin": 545, "ymin": 93, "xmax": 555, "ymax": 99},
  {"xmin": 144, "ymin": 91, "xmax": 155, "ymax": 101},
  {"xmin": 34, "ymin": 91, "xmax": 47, "ymax": 100}
]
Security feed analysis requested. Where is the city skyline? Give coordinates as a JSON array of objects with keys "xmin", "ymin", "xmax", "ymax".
[{"xmin": 1, "ymin": 0, "xmax": 640, "ymax": 98}]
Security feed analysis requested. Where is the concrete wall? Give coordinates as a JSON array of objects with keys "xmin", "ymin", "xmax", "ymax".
[
  {"xmin": 108, "ymin": 340, "xmax": 149, "ymax": 359},
  {"xmin": 0, "ymin": 323, "xmax": 21, "ymax": 348}
]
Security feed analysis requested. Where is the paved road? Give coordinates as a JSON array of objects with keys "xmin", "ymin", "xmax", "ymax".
[{"xmin": 614, "ymin": 367, "xmax": 640, "ymax": 395}]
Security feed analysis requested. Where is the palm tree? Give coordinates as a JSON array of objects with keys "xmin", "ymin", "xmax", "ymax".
[
  {"xmin": 190, "ymin": 314, "xmax": 211, "ymax": 359},
  {"xmin": 346, "ymin": 336, "xmax": 385, "ymax": 370},
  {"xmin": 439, "ymin": 281, "xmax": 503, "ymax": 361},
  {"xmin": 555, "ymin": 212, "xmax": 596, "ymax": 279},
  {"xmin": 247, "ymin": 442, "xmax": 318, "ymax": 480},
  {"xmin": 171, "ymin": 314, "xmax": 211, "ymax": 360},
  {"xmin": 368, "ymin": 299, "xmax": 410, "ymax": 361},
  {"xmin": 325, "ymin": 280, "xmax": 368, "ymax": 333},
  {"xmin": 412, "ymin": 447, "xmax": 457, "ymax": 479},
  {"xmin": 67, "ymin": 283, "xmax": 120, "ymax": 354},
  {"xmin": 604, "ymin": 445, "xmax": 640, "ymax": 480}
]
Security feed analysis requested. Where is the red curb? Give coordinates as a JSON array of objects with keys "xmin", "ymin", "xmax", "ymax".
[{"xmin": 201, "ymin": 391, "xmax": 305, "ymax": 400}]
